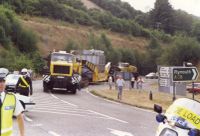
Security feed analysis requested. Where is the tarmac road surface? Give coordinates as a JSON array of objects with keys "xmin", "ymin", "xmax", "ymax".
[{"xmin": 13, "ymin": 80, "xmax": 158, "ymax": 136}]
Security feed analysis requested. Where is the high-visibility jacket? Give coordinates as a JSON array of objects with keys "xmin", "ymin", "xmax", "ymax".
[
  {"xmin": 19, "ymin": 76, "xmax": 30, "ymax": 88},
  {"xmin": 1, "ymin": 93, "xmax": 16, "ymax": 136}
]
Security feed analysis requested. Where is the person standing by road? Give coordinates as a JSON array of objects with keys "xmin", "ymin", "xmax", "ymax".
[
  {"xmin": 16, "ymin": 68, "xmax": 33, "ymax": 96},
  {"xmin": 116, "ymin": 75, "xmax": 125, "ymax": 100},
  {"xmin": 131, "ymin": 76, "xmax": 135, "ymax": 89},
  {"xmin": 137, "ymin": 76, "xmax": 144, "ymax": 89},
  {"xmin": 0, "ymin": 75, "xmax": 25, "ymax": 136},
  {"xmin": 108, "ymin": 76, "xmax": 113, "ymax": 90}
]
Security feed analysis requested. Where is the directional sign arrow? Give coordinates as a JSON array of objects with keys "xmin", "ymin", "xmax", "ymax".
[
  {"xmin": 192, "ymin": 68, "xmax": 198, "ymax": 80},
  {"xmin": 108, "ymin": 128, "xmax": 134, "ymax": 136},
  {"xmin": 172, "ymin": 67, "xmax": 199, "ymax": 82}
]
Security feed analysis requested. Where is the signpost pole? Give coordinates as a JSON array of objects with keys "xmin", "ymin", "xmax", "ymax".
[
  {"xmin": 173, "ymin": 82, "xmax": 176, "ymax": 101},
  {"xmin": 192, "ymin": 82, "xmax": 195, "ymax": 100}
]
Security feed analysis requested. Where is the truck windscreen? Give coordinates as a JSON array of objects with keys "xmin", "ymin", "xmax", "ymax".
[{"xmin": 51, "ymin": 53, "xmax": 74, "ymax": 62}]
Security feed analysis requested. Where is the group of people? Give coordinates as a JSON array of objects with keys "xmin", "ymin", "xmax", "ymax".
[
  {"xmin": 0, "ymin": 68, "xmax": 33, "ymax": 136},
  {"xmin": 131, "ymin": 76, "xmax": 144, "ymax": 89},
  {"xmin": 108, "ymin": 74, "xmax": 144, "ymax": 100}
]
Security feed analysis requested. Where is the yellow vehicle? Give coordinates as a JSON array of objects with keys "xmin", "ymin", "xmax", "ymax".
[
  {"xmin": 43, "ymin": 50, "xmax": 112, "ymax": 93},
  {"xmin": 71, "ymin": 50, "xmax": 112, "ymax": 84},
  {"xmin": 115, "ymin": 62, "xmax": 137, "ymax": 80},
  {"xmin": 43, "ymin": 51, "xmax": 82, "ymax": 94}
]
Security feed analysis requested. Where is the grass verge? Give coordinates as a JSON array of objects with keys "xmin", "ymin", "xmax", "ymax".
[{"xmin": 90, "ymin": 89, "xmax": 200, "ymax": 111}]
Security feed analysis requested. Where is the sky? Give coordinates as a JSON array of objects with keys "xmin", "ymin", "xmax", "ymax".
[{"xmin": 122, "ymin": 0, "xmax": 200, "ymax": 17}]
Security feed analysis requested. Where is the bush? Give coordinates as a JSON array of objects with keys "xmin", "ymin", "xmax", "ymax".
[
  {"xmin": 0, "ymin": 6, "xmax": 38, "ymax": 53},
  {"xmin": 15, "ymin": 29, "xmax": 37, "ymax": 52},
  {"xmin": 65, "ymin": 40, "xmax": 80, "ymax": 52},
  {"xmin": 29, "ymin": 52, "xmax": 45, "ymax": 74},
  {"xmin": 159, "ymin": 36, "xmax": 200, "ymax": 66}
]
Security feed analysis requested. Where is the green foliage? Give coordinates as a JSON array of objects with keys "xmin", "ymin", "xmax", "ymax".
[
  {"xmin": 90, "ymin": 0, "xmax": 141, "ymax": 20},
  {"xmin": 15, "ymin": 29, "xmax": 37, "ymax": 52},
  {"xmin": 159, "ymin": 36, "xmax": 200, "ymax": 66},
  {"xmin": 119, "ymin": 48, "xmax": 136, "ymax": 65},
  {"xmin": 29, "ymin": 52, "xmax": 45, "ymax": 74},
  {"xmin": 0, "ymin": 49, "xmax": 33, "ymax": 71},
  {"xmin": 0, "ymin": 6, "xmax": 37, "ymax": 53},
  {"xmin": 150, "ymin": 0, "xmax": 175, "ymax": 34},
  {"xmin": 192, "ymin": 22, "xmax": 200, "ymax": 42},
  {"xmin": 65, "ymin": 40, "xmax": 80, "ymax": 52}
]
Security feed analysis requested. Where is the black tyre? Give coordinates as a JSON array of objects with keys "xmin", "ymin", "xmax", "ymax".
[{"xmin": 43, "ymin": 85, "xmax": 48, "ymax": 92}]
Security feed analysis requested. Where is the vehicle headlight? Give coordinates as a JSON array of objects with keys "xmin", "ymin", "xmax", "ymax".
[{"xmin": 159, "ymin": 128, "xmax": 178, "ymax": 136}]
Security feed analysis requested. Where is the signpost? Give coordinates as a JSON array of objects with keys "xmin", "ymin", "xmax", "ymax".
[
  {"xmin": 173, "ymin": 67, "xmax": 199, "ymax": 82},
  {"xmin": 172, "ymin": 67, "xmax": 199, "ymax": 100},
  {"xmin": 159, "ymin": 66, "xmax": 199, "ymax": 101}
]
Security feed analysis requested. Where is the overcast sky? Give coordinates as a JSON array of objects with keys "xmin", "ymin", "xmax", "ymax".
[{"xmin": 122, "ymin": 0, "xmax": 200, "ymax": 17}]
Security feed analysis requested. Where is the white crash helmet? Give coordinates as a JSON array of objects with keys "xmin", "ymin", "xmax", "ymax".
[{"xmin": 21, "ymin": 68, "xmax": 28, "ymax": 76}]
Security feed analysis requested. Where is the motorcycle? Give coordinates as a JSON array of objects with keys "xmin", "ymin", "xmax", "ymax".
[{"xmin": 154, "ymin": 98, "xmax": 200, "ymax": 136}]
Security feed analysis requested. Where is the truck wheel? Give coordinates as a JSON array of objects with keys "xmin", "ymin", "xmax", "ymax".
[
  {"xmin": 72, "ymin": 90, "xmax": 77, "ymax": 94},
  {"xmin": 71, "ymin": 86, "xmax": 77, "ymax": 94},
  {"xmin": 43, "ymin": 86, "xmax": 48, "ymax": 92}
]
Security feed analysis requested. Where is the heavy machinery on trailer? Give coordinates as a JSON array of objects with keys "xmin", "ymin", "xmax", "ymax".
[
  {"xmin": 71, "ymin": 49, "xmax": 112, "ymax": 84},
  {"xmin": 114, "ymin": 62, "xmax": 137, "ymax": 80},
  {"xmin": 43, "ymin": 50, "xmax": 112, "ymax": 93}
]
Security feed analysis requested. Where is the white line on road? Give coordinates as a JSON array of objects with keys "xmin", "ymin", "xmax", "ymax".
[
  {"xmin": 50, "ymin": 94, "xmax": 59, "ymax": 99},
  {"xmin": 48, "ymin": 131, "xmax": 61, "ymax": 136},
  {"xmin": 34, "ymin": 107, "xmax": 96, "ymax": 115},
  {"xmin": 30, "ymin": 124, "xmax": 43, "ymax": 127},
  {"xmin": 89, "ymin": 110, "xmax": 128, "ymax": 124},
  {"xmin": 108, "ymin": 128, "xmax": 134, "ymax": 136},
  {"xmin": 50, "ymin": 93, "xmax": 78, "ymax": 107},
  {"xmin": 86, "ymin": 89, "xmax": 120, "ymax": 105}
]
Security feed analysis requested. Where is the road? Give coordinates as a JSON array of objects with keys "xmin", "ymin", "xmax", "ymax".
[{"xmin": 13, "ymin": 80, "xmax": 158, "ymax": 136}]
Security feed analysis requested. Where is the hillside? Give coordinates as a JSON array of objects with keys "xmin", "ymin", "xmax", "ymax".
[
  {"xmin": 80, "ymin": 0, "xmax": 103, "ymax": 11},
  {"xmin": 20, "ymin": 16, "xmax": 149, "ymax": 56}
]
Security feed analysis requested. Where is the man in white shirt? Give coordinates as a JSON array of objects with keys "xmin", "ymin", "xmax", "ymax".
[
  {"xmin": 116, "ymin": 75, "xmax": 125, "ymax": 100},
  {"xmin": 0, "ymin": 76, "xmax": 25, "ymax": 136},
  {"xmin": 108, "ymin": 76, "xmax": 113, "ymax": 90}
]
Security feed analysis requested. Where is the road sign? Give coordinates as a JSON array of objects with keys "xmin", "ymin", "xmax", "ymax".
[
  {"xmin": 173, "ymin": 67, "xmax": 199, "ymax": 82},
  {"xmin": 159, "ymin": 67, "xmax": 170, "ymax": 78},
  {"xmin": 160, "ymin": 78, "xmax": 169, "ymax": 87}
]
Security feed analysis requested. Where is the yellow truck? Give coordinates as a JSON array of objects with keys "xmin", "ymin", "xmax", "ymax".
[
  {"xmin": 43, "ymin": 50, "xmax": 112, "ymax": 94},
  {"xmin": 43, "ymin": 51, "xmax": 82, "ymax": 94}
]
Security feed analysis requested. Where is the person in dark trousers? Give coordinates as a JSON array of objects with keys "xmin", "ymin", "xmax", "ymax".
[
  {"xmin": 131, "ymin": 76, "xmax": 135, "ymax": 89},
  {"xmin": 16, "ymin": 68, "xmax": 33, "ymax": 96}
]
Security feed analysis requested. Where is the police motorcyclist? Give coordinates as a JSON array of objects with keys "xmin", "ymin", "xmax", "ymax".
[
  {"xmin": 0, "ymin": 75, "xmax": 25, "ymax": 136},
  {"xmin": 16, "ymin": 68, "xmax": 33, "ymax": 96}
]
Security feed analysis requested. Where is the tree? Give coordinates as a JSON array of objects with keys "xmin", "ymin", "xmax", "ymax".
[
  {"xmin": 159, "ymin": 36, "xmax": 200, "ymax": 66},
  {"xmin": 192, "ymin": 22, "xmax": 200, "ymax": 42},
  {"xmin": 150, "ymin": 0, "xmax": 175, "ymax": 34}
]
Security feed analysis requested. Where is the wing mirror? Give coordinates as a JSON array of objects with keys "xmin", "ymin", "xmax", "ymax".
[
  {"xmin": 156, "ymin": 114, "xmax": 166, "ymax": 123},
  {"xmin": 188, "ymin": 129, "xmax": 200, "ymax": 136}
]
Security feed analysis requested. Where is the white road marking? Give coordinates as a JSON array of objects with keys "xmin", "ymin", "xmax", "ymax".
[
  {"xmin": 89, "ymin": 110, "xmax": 128, "ymax": 124},
  {"xmin": 108, "ymin": 128, "xmax": 134, "ymax": 136},
  {"xmin": 60, "ymin": 100, "xmax": 78, "ymax": 107},
  {"xmin": 48, "ymin": 131, "xmax": 61, "ymax": 136},
  {"xmin": 34, "ymin": 107, "xmax": 96, "ymax": 115},
  {"xmin": 30, "ymin": 124, "xmax": 43, "ymax": 127},
  {"xmin": 86, "ymin": 89, "xmax": 120, "ymax": 105},
  {"xmin": 50, "ymin": 93, "xmax": 78, "ymax": 107},
  {"xmin": 50, "ymin": 94, "xmax": 59, "ymax": 99},
  {"xmin": 30, "ymin": 110, "xmax": 110, "ymax": 120}
]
